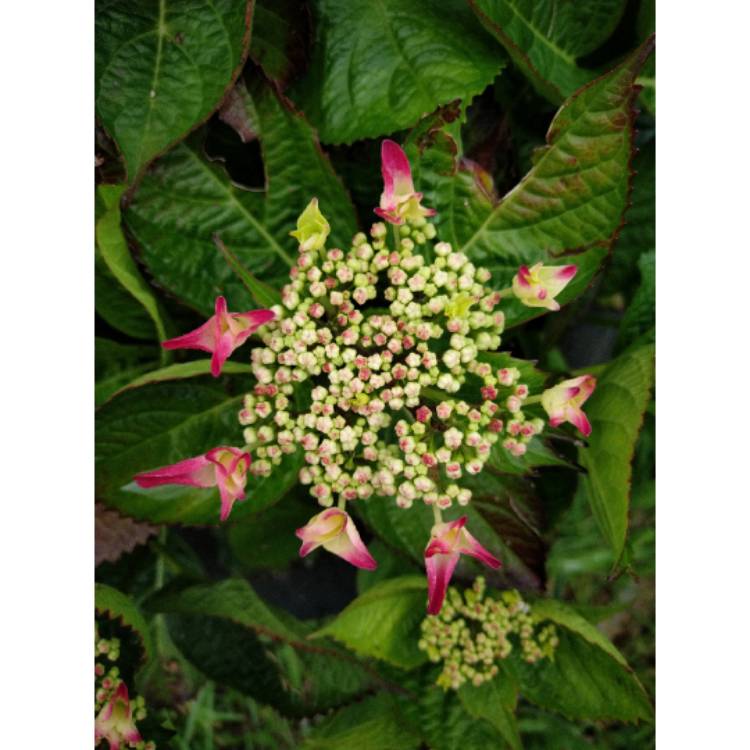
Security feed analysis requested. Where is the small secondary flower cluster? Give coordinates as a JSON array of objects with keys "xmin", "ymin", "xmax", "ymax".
[
  {"xmin": 418, "ymin": 577, "xmax": 558, "ymax": 690},
  {"xmin": 133, "ymin": 139, "xmax": 596, "ymax": 615},
  {"xmin": 95, "ymin": 632, "xmax": 153, "ymax": 750}
]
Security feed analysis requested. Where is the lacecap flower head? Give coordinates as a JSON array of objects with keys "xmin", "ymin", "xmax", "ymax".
[{"xmin": 132, "ymin": 140, "xmax": 598, "ymax": 615}]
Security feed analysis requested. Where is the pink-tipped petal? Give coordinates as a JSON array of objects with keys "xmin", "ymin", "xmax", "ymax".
[
  {"xmin": 457, "ymin": 528, "xmax": 502, "ymax": 569},
  {"xmin": 516, "ymin": 265, "xmax": 532, "ymax": 287},
  {"xmin": 555, "ymin": 264, "xmax": 578, "ymax": 281},
  {"xmin": 425, "ymin": 552, "xmax": 460, "ymax": 615},
  {"xmin": 161, "ymin": 317, "xmax": 215, "ymax": 352},
  {"xmin": 568, "ymin": 407, "xmax": 592, "ymax": 437},
  {"xmin": 210, "ymin": 333, "xmax": 235, "ymax": 377},
  {"xmin": 381, "ymin": 139, "xmax": 414, "ymax": 197},
  {"xmin": 295, "ymin": 509, "xmax": 377, "ymax": 569},
  {"xmin": 325, "ymin": 515, "xmax": 378, "ymax": 569},
  {"xmin": 234, "ymin": 308, "xmax": 276, "ymax": 334},
  {"xmin": 134, "ymin": 455, "xmax": 215, "ymax": 489},
  {"xmin": 206, "ymin": 448, "xmax": 251, "ymax": 521}
]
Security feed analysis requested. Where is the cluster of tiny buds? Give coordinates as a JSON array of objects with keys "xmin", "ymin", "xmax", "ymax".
[
  {"xmin": 418, "ymin": 577, "xmax": 559, "ymax": 691},
  {"xmin": 239, "ymin": 211, "xmax": 544, "ymax": 510}
]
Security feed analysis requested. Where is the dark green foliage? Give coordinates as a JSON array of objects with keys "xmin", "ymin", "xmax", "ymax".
[{"xmin": 95, "ymin": 3, "xmax": 655, "ymax": 746}]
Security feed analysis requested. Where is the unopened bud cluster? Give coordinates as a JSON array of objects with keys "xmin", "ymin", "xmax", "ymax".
[
  {"xmin": 418, "ymin": 577, "xmax": 558, "ymax": 690},
  {"xmin": 95, "ymin": 630, "xmax": 154, "ymax": 750},
  {"xmin": 240, "ymin": 212, "xmax": 542, "ymax": 510}
]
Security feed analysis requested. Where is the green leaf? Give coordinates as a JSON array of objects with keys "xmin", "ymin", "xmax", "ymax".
[
  {"xmin": 507, "ymin": 617, "xmax": 652, "ymax": 722},
  {"xmin": 290, "ymin": 0, "xmax": 504, "ymax": 144},
  {"xmin": 95, "ymin": 338, "xmax": 158, "ymax": 406},
  {"xmin": 114, "ymin": 360, "xmax": 253, "ymax": 395},
  {"xmin": 636, "ymin": 0, "xmax": 656, "ymax": 113},
  {"xmin": 125, "ymin": 74, "xmax": 357, "ymax": 315},
  {"xmin": 95, "ymin": 583, "xmax": 154, "ymax": 662},
  {"xmin": 402, "ymin": 686, "xmax": 515, "ymax": 750},
  {"xmin": 227, "ymin": 491, "xmax": 312, "ymax": 570},
  {"xmin": 458, "ymin": 677, "xmax": 522, "ymax": 750},
  {"xmin": 213, "ymin": 235, "xmax": 282, "ymax": 308},
  {"xmin": 95, "ymin": 374, "xmax": 246, "ymax": 499},
  {"xmin": 448, "ymin": 38, "xmax": 653, "ymax": 327},
  {"xmin": 531, "ymin": 598, "xmax": 629, "ymax": 666},
  {"xmin": 249, "ymin": 0, "xmax": 309, "ymax": 87},
  {"xmin": 95, "ymin": 253, "xmax": 158, "ymax": 341},
  {"xmin": 600, "ymin": 139, "xmax": 654, "ymax": 308},
  {"xmin": 617, "ymin": 250, "xmax": 655, "ymax": 351},
  {"xmin": 95, "ymin": 0, "xmax": 252, "ymax": 182},
  {"xmin": 468, "ymin": 0, "xmax": 627, "ymax": 103},
  {"xmin": 312, "ymin": 576, "xmax": 428, "ymax": 669},
  {"xmin": 148, "ymin": 579, "xmax": 373, "ymax": 714},
  {"xmin": 488, "ymin": 437, "xmax": 575, "ymax": 476},
  {"xmin": 579, "ymin": 344, "xmax": 655, "ymax": 561},
  {"xmin": 406, "ymin": 109, "xmax": 497, "ymax": 254},
  {"xmin": 95, "ymin": 184, "xmax": 169, "ymax": 347},
  {"xmin": 302, "ymin": 693, "xmax": 421, "ymax": 750}
]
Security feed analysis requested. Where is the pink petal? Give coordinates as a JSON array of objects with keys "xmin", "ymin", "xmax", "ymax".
[
  {"xmin": 161, "ymin": 317, "xmax": 216, "ymax": 352},
  {"xmin": 516, "ymin": 265, "xmax": 532, "ymax": 287},
  {"xmin": 295, "ymin": 509, "xmax": 377, "ymax": 569},
  {"xmin": 134, "ymin": 455, "xmax": 215, "ymax": 489},
  {"xmin": 234, "ymin": 308, "xmax": 276, "ymax": 335},
  {"xmin": 210, "ymin": 333, "xmax": 235, "ymax": 377},
  {"xmin": 326, "ymin": 516, "xmax": 378, "ymax": 569},
  {"xmin": 555, "ymin": 264, "xmax": 578, "ymax": 281},
  {"xmin": 374, "ymin": 206, "xmax": 404, "ymax": 225},
  {"xmin": 425, "ymin": 552, "xmax": 460, "ymax": 615},
  {"xmin": 568, "ymin": 407, "xmax": 592, "ymax": 437},
  {"xmin": 381, "ymin": 139, "xmax": 414, "ymax": 198},
  {"xmin": 457, "ymin": 527, "xmax": 502, "ymax": 569}
]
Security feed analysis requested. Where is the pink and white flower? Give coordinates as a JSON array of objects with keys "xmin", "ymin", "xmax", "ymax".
[
  {"xmin": 134, "ymin": 446, "xmax": 251, "ymax": 521},
  {"xmin": 374, "ymin": 140, "xmax": 436, "ymax": 225},
  {"xmin": 162, "ymin": 296, "xmax": 275, "ymax": 377},
  {"xmin": 296, "ymin": 508, "xmax": 377, "ymax": 569},
  {"xmin": 541, "ymin": 375, "xmax": 597, "ymax": 437},
  {"xmin": 95, "ymin": 682, "xmax": 141, "ymax": 750},
  {"xmin": 424, "ymin": 517, "xmax": 501, "ymax": 615},
  {"xmin": 512, "ymin": 263, "xmax": 577, "ymax": 311}
]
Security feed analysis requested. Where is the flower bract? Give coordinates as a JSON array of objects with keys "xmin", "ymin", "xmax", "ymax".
[{"xmin": 162, "ymin": 295, "xmax": 275, "ymax": 377}]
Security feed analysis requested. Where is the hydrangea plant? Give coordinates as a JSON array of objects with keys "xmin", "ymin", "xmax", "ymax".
[
  {"xmin": 96, "ymin": 2, "xmax": 655, "ymax": 744},
  {"xmin": 133, "ymin": 141, "xmax": 595, "ymax": 616}
]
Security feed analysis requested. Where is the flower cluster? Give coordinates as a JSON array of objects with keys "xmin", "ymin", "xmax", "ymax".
[
  {"xmin": 95, "ymin": 631, "xmax": 153, "ymax": 750},
  {"xmin": 418, "ymin": 577, "xmax": 558, "ymax": 690},
  {"xmin": 132, "ymin": 139, "xmax": 596, "ymax": 614},
  {"xmin": 242, "ymin": 212, "xmax": 534, "ymax": 512}
]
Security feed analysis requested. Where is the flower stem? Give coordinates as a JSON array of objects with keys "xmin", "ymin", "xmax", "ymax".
[
  {"xmin": 338, "ymin": 495, "xmax": 347, "ymax": 510},
  {"xmin": 432, "ymin": 505, "xmax": 443, "ymax": 525},
  {"xmin": 524, "ymin": 394, "xmax": 543, "ymax": 405}
]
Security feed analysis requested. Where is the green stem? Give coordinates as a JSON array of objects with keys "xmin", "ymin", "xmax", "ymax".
[
  {"xmin": 524, "ymin": 394, "xmax": 543, "ymax": 405},
  {"xmin": 496, "ymin": 286, "xmax": 514, "ymax": 298},
  {"xmin": 390, "ymin": 223, "xmax": 401, "ymax": 253},
  {"xmin": 154, "ymin": 526, "xmax": 167, "ymax": 590},
  {"xmin": 338, "ymin": 495, "xmax": 347, "ymax": 510},
  {"xmin": 432, "ymin": 505, "xmax": 443, "ymax": 525}
]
